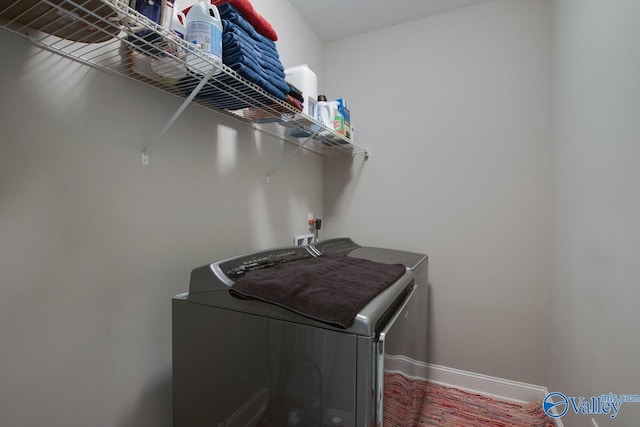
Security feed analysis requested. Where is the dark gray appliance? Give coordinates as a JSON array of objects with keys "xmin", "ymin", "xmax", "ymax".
[{"xmin": 172, "ymin": 238, "xmax": 427, "ymax": 427}]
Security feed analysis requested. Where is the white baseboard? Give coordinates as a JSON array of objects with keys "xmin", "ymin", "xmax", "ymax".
[{"xmin": 384, "ymin": 354, "xmax": 564, "ymax": 427}]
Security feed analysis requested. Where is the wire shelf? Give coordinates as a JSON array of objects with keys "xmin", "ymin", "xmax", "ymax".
[{"xmin": 0, "ymin": 0, "xmax": 369, "ymax": 161}]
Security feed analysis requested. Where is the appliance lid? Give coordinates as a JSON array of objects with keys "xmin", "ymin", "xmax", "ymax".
[
  {"xmin": 183, "ymin": 240, "xmax": 417, "ymax": 336},
  {"xmin": 312, "ymin": 237, "xmax": 428, "ymax": 271}
]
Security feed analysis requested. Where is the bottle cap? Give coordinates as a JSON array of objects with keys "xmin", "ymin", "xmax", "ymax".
[{"xmin": 317, "ymin": 94, "xmax": 327, "ymax": 102}]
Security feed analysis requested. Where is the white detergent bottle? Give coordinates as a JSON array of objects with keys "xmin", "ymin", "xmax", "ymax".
[
  {"xmin": 185, "ymin": 0, "xmax": 222, "ymax": 75},
  {"xmin": 317, "ymin": 101, "xmax": 335, "ymax": 128},
  {"xmin": 318, "ymin": 100, "xmax": 341, "ymax": 132},
  {"xmin": 160, "ymin": 1, "xmax": 185, "ymax": 38},
  {"xmin": 171, "ymin": 7, "xmax": 186, "ymax": 39},
  {"xmin": 151, "ymin": 5, "xmax": 188, "ymax": 81}
]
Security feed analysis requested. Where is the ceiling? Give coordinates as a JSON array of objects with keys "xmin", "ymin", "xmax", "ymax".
[{"xmin": 288, "ymin": 0, "xmax": 492, "ymax": 42}]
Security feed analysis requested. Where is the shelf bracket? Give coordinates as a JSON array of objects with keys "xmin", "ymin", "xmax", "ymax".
[
  {"xmin": 266, "ymin": 127, "xmax": 320, "ymax": 183},
  {"xmin": 141, "ymin": 66, "xmax": 218, "ymax": 165}
]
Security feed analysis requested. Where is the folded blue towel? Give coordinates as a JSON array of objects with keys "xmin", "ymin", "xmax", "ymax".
[
  {"xmin": 222, "ymin": 31, "xmax": 284, "ymax": 72},
  {"xmin": 224, "ymin": 50, "xmax": 290, "ymax": 94},
  {"xmin": 217, "ymin": 3, "xmax": 276, "ymax": 50},
  {"xmin": 219, "ymin": 22, "xmax": 289, "ymax": 98},
  {"xmin": 228, "ymin": 62, "xmax": 287, "ymax": 100},
  {"xmin": 181, "ymin": 71, "xmax": 285, "ymax": 111},
  {"xmin": 223, "ymin": 41, "xmax": 285, "ymax": 80},
  {"xmin": 178, "ymin": 2, "xmax": 289, "ymax": 110},
  {"xmin": 221, "ymin": 22, "xmax": 282, "ymax": 64},
  {"xmin": 225, "ymin": 54, "xmax": 289, "ymax": 93}
]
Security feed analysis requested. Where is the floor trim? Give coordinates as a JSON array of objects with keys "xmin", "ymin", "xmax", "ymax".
[{"xmin": 384, "ymin": 354, "xmax": 564, "ymax": 427}]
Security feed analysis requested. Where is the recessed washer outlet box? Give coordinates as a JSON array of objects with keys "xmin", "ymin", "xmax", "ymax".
[{"xmin": 294, "ymin": 234, "xmax": 314, "ymax": 246}]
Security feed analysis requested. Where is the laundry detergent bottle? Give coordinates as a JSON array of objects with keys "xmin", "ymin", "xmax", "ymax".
[
  {"xmin": 317, "ymin": 100, "xmax": 336, "ymax": 129},
  {"xmin": 171, "ymin": 6, "xmax": 186, "ymax": 39},
  {"xmin": 185, "ymin": 0, "xmax": 222, "ymax": 75}
]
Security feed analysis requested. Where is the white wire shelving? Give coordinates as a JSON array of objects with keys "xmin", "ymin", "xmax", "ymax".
[{"xmin": 0, "ymin": 0, "xmax": 370, "ymax": 166}]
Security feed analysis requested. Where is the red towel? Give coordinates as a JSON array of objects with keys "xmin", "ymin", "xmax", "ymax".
[{"xmin": 213, "ymin": 0, "xmax": 278, "ymax": 41}]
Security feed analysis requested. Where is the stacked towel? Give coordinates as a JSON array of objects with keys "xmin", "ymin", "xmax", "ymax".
[
  {"xmin": 179, "ymin": 2, "xmax": 289, "ymax": 111},
  {"xmin": 218, "ymin": 4, "xmax": 289, "ymax": 101},
  {"xmin": 209, "ymin": 0, "xmax": 278, "ymax": 41}
]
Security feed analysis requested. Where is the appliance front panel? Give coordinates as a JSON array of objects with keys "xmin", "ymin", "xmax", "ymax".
[{"xmin": 173, "ymin": 299, "xmax": 359, "ymax": 427}]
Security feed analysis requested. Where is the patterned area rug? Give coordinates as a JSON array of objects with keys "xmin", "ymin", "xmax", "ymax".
[{"xmin": 384, "ymin": 372, "xmax": 556, "ymax": 427}]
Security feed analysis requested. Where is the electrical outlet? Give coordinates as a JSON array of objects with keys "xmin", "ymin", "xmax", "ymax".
[{"xmin": 294, "ymin": 234, "xmax": 314, "ymax": 246}]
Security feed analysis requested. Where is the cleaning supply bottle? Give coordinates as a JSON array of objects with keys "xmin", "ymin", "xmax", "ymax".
[
  {"xmin": 151, "ymin": 2, "xmax": 188, "ymax": 82},
  {"xmin": 328, "ymin": 100, "xmax": 342, "ymax": 133},
  {"xmin": 335, "ymin": 98, "xmax": 351, "ymax": 139},
  {"xmin": 160, "ymin": 1, "xmax": 184, "ymax": 38},
  {"xmin": 171, "ymin": 6, "xmax": 186, "ymax": 39},
  {"xmin": 185, "ymin": 0, "xmax": 223, "ymax": 75},
  {"xmin": 316, "ymin": 95, "xmax": 336, "ymax": 129}
]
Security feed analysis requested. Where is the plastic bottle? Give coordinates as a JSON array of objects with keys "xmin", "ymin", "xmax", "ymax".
[
  {"xmin": 151, "ymin": 2, "xmax": 188, "ymax": 81},
  {"xmin": 185, "ymin": 0, "xmax": 222, "ymax": 75},
  {"xmin": 171, "ymin": 6, "xmax": 186, "ymax": 40},
  {"xmin": 316, "ymin": 96, "xmax": 336, "ymax": 129},
  {"xmin": 160, "ymin": 1, "xmax": 185, "ymax": 38},
  {"xmin": 329, "ymin": 100, "xmax": 344, "ymax": 135},
  {"xmin": 335, "ymin": 98, "xmax": 351, "ymax": 139}
]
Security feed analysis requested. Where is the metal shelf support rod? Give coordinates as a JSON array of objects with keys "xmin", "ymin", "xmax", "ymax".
[
  {"xmin": 266, "ymin": 126, "xmax": 321, "ymax": 183},
  {"xmin": 141, "ymin": 66, "xmax": 217, "ymax": 165}
]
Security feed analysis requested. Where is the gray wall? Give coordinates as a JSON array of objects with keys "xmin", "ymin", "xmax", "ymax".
[
  {"xmin": 4, "ymin": 0, "xmax": 640, "ymax": 426},
  {"xmin": 549, "ymin": 0, "xmax": 640, "ymax": 425},
  {"xmin": 323, "ymin": 0, "xmax": 553, "ymax": 385},
  {"xmin": 0, "ymin": 0, "xmax": 325, "ymax": 424}
]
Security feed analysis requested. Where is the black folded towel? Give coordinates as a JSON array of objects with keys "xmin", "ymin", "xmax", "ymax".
[{"xmin": 229, "ymin": 255, "xmax": 407, "ymax": 329}]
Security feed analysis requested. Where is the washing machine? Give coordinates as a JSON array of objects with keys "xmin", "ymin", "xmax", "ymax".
[{"xmin": 172, "ymin": 238, "xmax": 427, "ymax": 427}]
